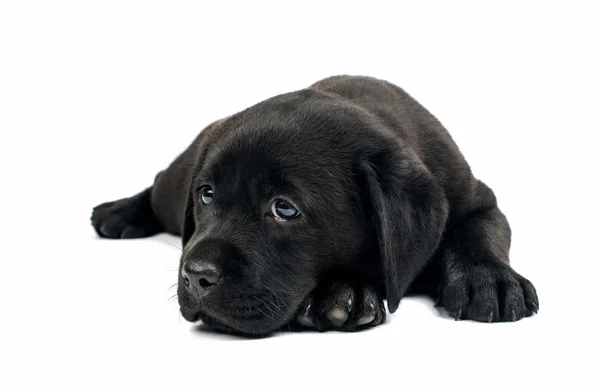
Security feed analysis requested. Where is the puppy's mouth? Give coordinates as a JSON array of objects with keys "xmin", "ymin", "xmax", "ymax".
[{"xmin": 179, "ymin": 291, "xmax": 301, "ymax": 336}]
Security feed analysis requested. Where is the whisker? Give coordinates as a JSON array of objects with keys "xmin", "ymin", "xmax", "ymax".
[
  {"xmin": 159, "ymin": 239, "xmax": 182, "ymax": 250},
  {"xmin": 265, "ymin": 286, "xmax": 283, "ymax": 308},
  {"xmin": 257, "ymin": 296, "xmax": 278, "ymax": 321},
  {"xmin": 261, "ymin": 295, "xmax": 282, "ymax": 317},
  {"xmin": 256, "ymin": 305, "xmax": 273, "ymax": 321},
  {"xmin": 168, "ymin": 293, "xmax": 178, "ymax": 303}
]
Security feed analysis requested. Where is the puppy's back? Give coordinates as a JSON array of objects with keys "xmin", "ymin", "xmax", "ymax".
[{"xmin": 311, "ymin": 75, "xmax": 475, "ymax": 214}]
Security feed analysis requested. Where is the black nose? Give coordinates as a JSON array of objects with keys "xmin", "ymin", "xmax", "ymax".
[{"xmin": 181, "ymin": 262, "xmax": 221, "ymax": 295}]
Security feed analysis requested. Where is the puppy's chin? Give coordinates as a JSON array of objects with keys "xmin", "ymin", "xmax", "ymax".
[
  {"xmin": 180, "ymin": 306, "xmax": 294, "ymax": 337},
  {"xmin": 178, "ymin": 287, "xmax": 303, "ymax": 336},
  {"xmin": 199, "ymin": 312, "xmax": 285, "ymax": 337}
]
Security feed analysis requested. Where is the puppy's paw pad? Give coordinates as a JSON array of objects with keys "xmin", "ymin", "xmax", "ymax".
[
  {"xmin": 327, "ymin": 307, "xmax": 349, "ymax": 327},
  {"xmin": 357, "ymin": 314, "xmax": 375, "ymax": 326},
  {"xmin": 296, "ymin": 315, "xmax": 315, "ymax": 327},
  {"xmin": 295, "ymin": 299, "xmax": 316, "ymax": 327},
  {"xmin": 295, "ymin": 279, "xmax": 386, "ymax": 332}
]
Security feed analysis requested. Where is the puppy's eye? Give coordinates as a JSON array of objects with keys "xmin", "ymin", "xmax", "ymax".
[
  {"xmin": 271, "ymin": 199, "xmax": 299, "ymax": 221},
  {"xmin": 200, "ymin": 187, "xmax": 214, "ymax": 205}
]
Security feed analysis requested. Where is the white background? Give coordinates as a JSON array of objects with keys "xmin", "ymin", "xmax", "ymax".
[{"xmin": 1, "ymin": 1, "xmax": 598, "ymax": 389}]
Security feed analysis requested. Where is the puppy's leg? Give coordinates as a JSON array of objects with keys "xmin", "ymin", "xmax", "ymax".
[
  {"xmin": 438, "ymin": 181, "xmax": 539, "ymax": 322},
  {"xmin": 294, "ymin": 273, "xmax": 386, "ymax": 332},
  {"xmin": 92, "ymin": 122, "xmax": 218, "ymax": 240},
  {"xmin": 91, "ymin": 187, "xmax": 164, "ymax": 239}
]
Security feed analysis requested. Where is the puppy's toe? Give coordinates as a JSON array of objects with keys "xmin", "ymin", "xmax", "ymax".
[
  {"xmin": 295, "ymin": 297, "xmax": 316, "ymax": 328},
  {"xmin": 353, "ymin": 284, "xmax": 384, "ymax": 328},
  {"xmin": 520, "ymin": 277, "xmax": 539, "ymax": 314},
  {"xmin": 295, "ymin": 277, "xmax": 385, "ymax": 332},
  {"xmin": 440, "ymin": 274, "xmax": 470, "ymax": 320},
  {"xmin": 120, "ymin": 225, "xmax": 151, "ymax": 239},
  {"xmin": 500, "ymin": 279, "xmax": 526, "ymax": 321},
  {"xmin": 440, "ymin": 263, "xmax": 539, "ymax": 323},
  {"xmin": 467, "ymin": 281, "xmax": 500, "ymax": 322},
  {"xmin": 296, "ymin": 314, "xmax": 315, "ymax": 327},
  {"xmin": 357, "ymin": 314, "xmax": 375, "ymax": 326},
  {"xmin": 315, "ymin": 280, "xmax": 355, "ymax": 331},
  {"xmin": 327, "ymin": 307, "xmax": 350, "ymax": 327},
  {"xmin": 96, "ymin": 215, "xmax": 127, "ymax": 238},
  {"xmin": 91, "ymin": 194, "xmax": 162, "ymax": 239}
]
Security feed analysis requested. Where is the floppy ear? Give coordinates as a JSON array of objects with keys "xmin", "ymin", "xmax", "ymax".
[
  {"xmin": 175, "ymin": 119, "xmax": 226, "ymax": 248},
  {"xmin": 181, "ymin": 189, "xmax": 196, "ymax": 248},
  {"xmin": 362, "ymin": 147, "xmax": 449, "ymax": 312}
]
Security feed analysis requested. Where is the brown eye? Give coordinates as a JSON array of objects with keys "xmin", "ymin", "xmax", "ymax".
[
  {"xmin": 271, "ymin": 199, "xmax": 299, "ymax": 221},
  {"xmin": 201, "ymin": 187, "xmax": 214, "ymax": 205}
]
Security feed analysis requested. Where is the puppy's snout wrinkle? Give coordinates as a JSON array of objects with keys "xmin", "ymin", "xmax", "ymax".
[{"xmin": 181, "ymin": 262, "xmax": 222, "ymax": 297}]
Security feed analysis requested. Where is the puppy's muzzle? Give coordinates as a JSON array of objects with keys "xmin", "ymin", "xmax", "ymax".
[{"xmin": 181, "ymin": 262, "xmax": 221, "ymax": 298}]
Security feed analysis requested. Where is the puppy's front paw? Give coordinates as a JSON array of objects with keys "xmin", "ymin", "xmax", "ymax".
[
  {"xmin": 440, "ymin": 263, "xmax": 539, "ymax": 322},
  {"xmin": 91, "ymin": 193, "xmax": 162, "ymax": 239},
  {"xmin": 294, "ymin": 279, "xmax": 386, "ymax": 332}
]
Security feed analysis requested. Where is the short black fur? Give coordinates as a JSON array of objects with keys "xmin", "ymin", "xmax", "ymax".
[{"xmin": 91, "ymin": 75, "xmax": 538, "ymax": 335}]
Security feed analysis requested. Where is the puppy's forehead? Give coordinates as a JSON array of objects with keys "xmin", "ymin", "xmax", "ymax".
[{"xmin": 199, "ymin": 123, "xmax": 352, "ymax": 204}]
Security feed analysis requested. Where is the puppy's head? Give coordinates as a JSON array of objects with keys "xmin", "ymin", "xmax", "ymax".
[{"xmin": 177, "ymin": 91, "xmax": 447, "ymax": 335}]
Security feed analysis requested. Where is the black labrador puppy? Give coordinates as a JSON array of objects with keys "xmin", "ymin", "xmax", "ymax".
[{"xmin": 92, "ymin": 75, "xmax": 538, "ymax": 335}]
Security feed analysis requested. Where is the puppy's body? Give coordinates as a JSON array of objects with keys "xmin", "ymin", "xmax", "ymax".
[{"xmin": 92, "ymin": 76, "xmax": 538, "ymax": 335}]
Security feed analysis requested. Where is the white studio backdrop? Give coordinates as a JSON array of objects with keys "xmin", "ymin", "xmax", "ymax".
[{"xmin": 0, "ymin": 1, "xmax": 598, "ymax": 389}]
